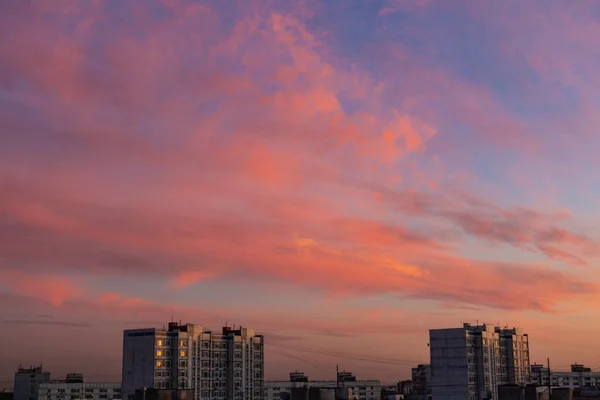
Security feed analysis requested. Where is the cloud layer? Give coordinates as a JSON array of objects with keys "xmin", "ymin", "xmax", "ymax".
[{"xmin": 2, "ymin": 0, "xmax": 600, "ymax": 383}]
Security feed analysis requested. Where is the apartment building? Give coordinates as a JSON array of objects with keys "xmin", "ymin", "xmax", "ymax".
[
  {"xmin": 530, "ymin": 364, "xmax": 600, "ymax": 389},
  {"xmin": 496, "ymin": 328, "xmax": 529, "ymax": 385},
  {"xmin": 429, "ymin": 323, "xmax": 530, "ymax": 400},
  {"xmin": 38, "ymin": 380, "xmax": 120, "ymax": 400},
  {"xmin": 122, "ymin": 322, "xmax": 264, "ymax": 400},
  {"xmin": 265, "ymin": 371, "xmax": 380, "ymax": 400},
  {"xmin": 14, "ymin": 366, "xmax": 51, "ymax": 400},
  {"xmin": 411, "ymin": 364, "xmax": 431, "ymax": 396}
]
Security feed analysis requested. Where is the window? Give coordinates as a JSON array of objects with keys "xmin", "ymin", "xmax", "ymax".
[
  {"xmin": 156, "ymin": 350, "xmax": 163, "ymax": 357},
  {"xmin": 165, "ymin": 361, "xmax": 171, "ymax": 368},
  {"xmin": 180, "ymin": 350, "xmax": 186, "ymax": 357},
  {"xmin": 180, "ymin": 340, "xmax": 186, "ymax": 347},
  {"xmin": 157, "ymin": 339, "xmax": 163, "ymax": 346},
  {"xmin": 99, "ymin": 390, "xmax": 107, "ymax": 394},
  {"xmin": 156, "ymin": 361, "xmax": 163, "ymax": 367}
]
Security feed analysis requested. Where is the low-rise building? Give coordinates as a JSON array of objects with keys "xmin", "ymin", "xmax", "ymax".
[
  {"xmin": 37, "ymin": 377, "xmax": 120, "ymax": 400},
  {"xmin": 530, "ymin": 364, "xmax": 600, "ymax": 389},
  {"xmin": 130, "ymin": 389, "xmax": 193, "ymax": 400},
  {"xmin": 265, "ymin": 372, "xmax": 379, "ymax": 400}
]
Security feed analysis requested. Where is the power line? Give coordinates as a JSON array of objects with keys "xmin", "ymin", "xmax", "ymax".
[
  {"xmin": 270, "ymin": 349, "xmax": 330, "ymax": 374},
  {"xmin": 268, "ymin": 342, "xmax": 422, "ymax": 366}
]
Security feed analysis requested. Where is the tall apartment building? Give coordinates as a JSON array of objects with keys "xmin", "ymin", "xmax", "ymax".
[
  {"xmin": 14, "ymin": 366, "xmax": 51, "ymax": 400},
  {"xmin": 429, "ymin": 323, "xmax": 530, "ymax": 400},
  {"xmin": 122, "ymin": 322, "xmax": 264, "ymax": 400},
  {"xmin": 264, "ymin": 371, "xmax": 380, "ymax": 400},
  {"xmin": 496, "ymin": 328, "xmax": 529, "ymax": 385}
]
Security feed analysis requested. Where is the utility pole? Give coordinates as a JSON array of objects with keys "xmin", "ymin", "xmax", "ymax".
[{"xmin": 547, "ymin": 358, "xmax": 552, "ymax": 400}]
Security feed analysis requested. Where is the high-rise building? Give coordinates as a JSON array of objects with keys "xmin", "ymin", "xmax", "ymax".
[
  {"xmin": 122, "ymin": 322, "xmax": 264, "ymax": 400},
  {"xmin": 429, "ymin": 323, "xmax": 530, "ymax": 400},
  {"xmin": 495, "ymin": 328, "xmax": 529, "ymax": 385},
  {"xmin": 14, "ymin": 366, "xmax": 51, "ymax": 400}
]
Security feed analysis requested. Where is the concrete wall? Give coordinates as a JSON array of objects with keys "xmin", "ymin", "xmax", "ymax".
[
  {"xmin": 122, "ymin": 330, "xmax": 156, "ymax": 400},
  {"xmin": 430, "ymin": 328, "xmax": 469, "ymax": 400}
]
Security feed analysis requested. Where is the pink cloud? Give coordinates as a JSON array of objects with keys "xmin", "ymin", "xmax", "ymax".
[
  {"xmin": 0, "ymin": 270, "xmax": 83, "ymax": 307},
  {"xmin": 171, "ymin": 271, "xmax": 214, "ymax": 288},
  {"xmin": 0, "ymin": 0, "xmax": 598, "ymax": 321}
]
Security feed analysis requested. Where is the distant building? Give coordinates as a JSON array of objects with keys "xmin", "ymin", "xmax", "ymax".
[
  {"xmin": 530, "ymin": 364, "xmax": 600, "ymax": 389},
  {"xmin": 14, "ymin": 366, "xmax": 51, "ymax": 400},
  {"xmin": 397, "ymin": 381, "xmax": 411, "ymax": 397},
  {"xmin": 265, "ymin": 371, "xmax": 379, "ymax": 400},
  {"xmin": 38, "ymin": 381, "xmax": 120, "ymax": 400},
  {"xmin": 122, "ymin": 322, "xmax": 264, "ymax": 400},
  {"xmin": 0, "ymin": 392, "xmax": 15, "ymax": 400},
  {"xmin": 289, "ymin": 374, "xmax": 308, "ymax": 384},
  {"xmin": 429, "ymin": 323, "xmax": 530, "ymax": 400},
  {"xmin": 410, "ymin": 365, "xmax": 431, "ymax": 396},
  {"xmin": 290, "ymin": 387, "xmax": 351, "ymax": 400},
  {"xmin": 130, "ymin": 389, "xmax": 194, "ymax": 400}
]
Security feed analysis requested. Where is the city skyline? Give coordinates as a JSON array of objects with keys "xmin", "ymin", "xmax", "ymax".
[{"xmin": 2, "ymin": 0, "xmax": 600, "ymax": 388}]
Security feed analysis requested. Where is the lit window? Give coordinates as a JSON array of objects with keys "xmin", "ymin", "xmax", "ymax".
[
  {"xmin": 156, "ymin": 361, "xmax": 162, "ymax": 367},
  {"xmin": 157, "ymin": 350, "xmax": 163, "ymax": 357},
  {"xmin": 180, "ymin": 340, "xmax": 186, "ymax": 347},
  {"xmin": 157, "ymin": 340, "xmax": 163, "ymax": 346},
  {"xmin": 180, "ymin": 350, "xmax": 187, "ymax": 357}
]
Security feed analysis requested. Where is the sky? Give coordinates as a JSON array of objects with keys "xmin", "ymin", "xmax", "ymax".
[{"xmin": 2, "ymin": 0, "xmax": 600, "ymax": 386}]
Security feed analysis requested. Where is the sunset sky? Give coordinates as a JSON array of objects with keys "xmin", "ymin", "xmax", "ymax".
[{"xmin": 2, "ymin": 0, "xmax": 600, "ymax": 386}]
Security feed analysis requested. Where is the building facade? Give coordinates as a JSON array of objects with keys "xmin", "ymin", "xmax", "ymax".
[
  {"xmin": 496, "ymin": 328, "xmax": 529, "ymax": 385},
  {"xmin": 530, "ymin": 364, "xmax": 600, "ymax": 389},
  {"xmin": 265, "ymin": 371, "xmax": 379, "ymax": 400},
  {"xmin": 38, "ymin": 382, "xmax": 120, "ymax": 400},
  {"xmin": 411, "ymin": 365, "xmax": 431, "ymax": 396},
  {"xmin": 429, "ymin": 323, "xmax": 530, "ymax": 400},
  {"xmin": 14, "ymin": 366, "xmax": 51, "ymax": 400},
  {"xmin": 122, "ymin": 322, "xmax": 264, "ymax": 400}
]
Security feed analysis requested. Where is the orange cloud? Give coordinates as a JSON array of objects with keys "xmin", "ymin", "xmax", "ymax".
[
  {"xmin": 171, "ymin": 271, "xmax": 214, "ymax": 288},
  {"xmin": 0, "ymin": 0, "xmax": 598, "ymax": 320},
  {"xmin": 0, "ymin": 270, "xmax": 83, "ymax": 307}
]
